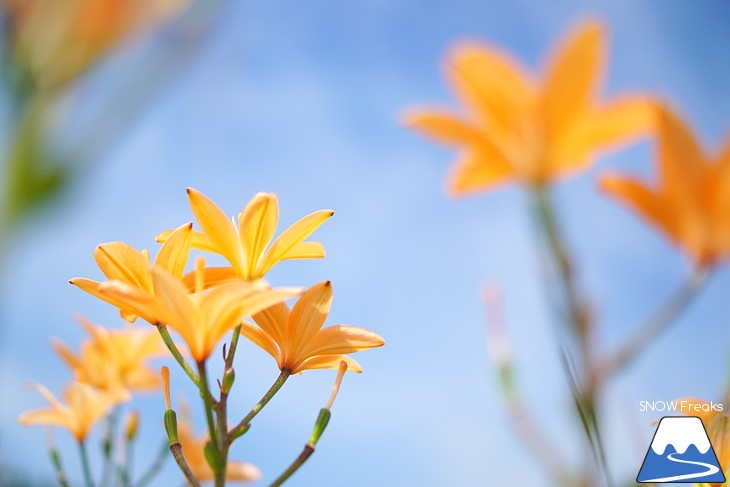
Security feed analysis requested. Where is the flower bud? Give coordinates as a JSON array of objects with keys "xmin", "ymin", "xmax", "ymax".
[{"xmin": 124, "ymin": 410, "xmax": 140, "ymax": 441}]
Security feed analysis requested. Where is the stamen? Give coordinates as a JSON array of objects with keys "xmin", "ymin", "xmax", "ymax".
[
  {"xmin": 161, "ymin": 366, "xmax": 171, "ymax": 411},
  {"xmin": 325, "ymin": 361, "xmax": 348, "ymax": 410}
]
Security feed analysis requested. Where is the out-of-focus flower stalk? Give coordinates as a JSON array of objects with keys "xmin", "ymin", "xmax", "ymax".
[{"xmin": 483, "ymin": 285, "xmax": 571, "ymax": 484}]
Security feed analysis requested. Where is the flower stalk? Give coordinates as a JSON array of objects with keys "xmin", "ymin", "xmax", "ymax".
[
  {"xmin": 228, "ymin": 369, "xmax": 291, "ymax": 442},
  {"xmin": 268, "ymin": 362, "xmax": 348, "ymax": 487}
]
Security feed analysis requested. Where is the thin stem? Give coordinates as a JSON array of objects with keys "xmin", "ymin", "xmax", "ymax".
[
  {"xmin": 101, "ymin": 408, "xmax": 119, "ymax": 487},
  {"xmin": 78, "ymin": 440, "xmax": 95, "ymax": 487},
  {"xmin": 169, "ymin": 442, "xmax": 201, "ymax": 487},
  {"xmin": 531, "ymin": 186, "xmax": 611, "ymax": 487},
  {"xmin": 224, "ymin": 326, "xmax": 241, "ymax": 370},
  {"xmin": 156, "ymin": 324, "xmax": 201, "ymax": 388},
  {"xmin": 47, "ymin": 445, "xmax": 72, "ymax": 487},
  {"xmin": 228, "ymin": 369, "xmax": 291, "ymax": 442},
  {"xmin": 597, "ymin": 267, "xmax": 708, "ymax": 380},
  {"xmin": 134, "ymin": 441, "xmax": 169, "ymax": 487},
  {"xmin": 118, "ymin": 432, "xmax": 134, "ymax": 487},
  {"xmin": 196, "ymin": 361, "xmax": 220, "ymax": 449},
  {"xmin": 268, "ymin": 445, "xmax": 315, "ymax": 487}
]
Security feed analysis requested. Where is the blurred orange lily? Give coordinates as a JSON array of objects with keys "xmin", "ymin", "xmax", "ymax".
[
  {"xmin": 18, "ymin": 382, "xmax": 128, "ymax": 441},
  {"xmin": 600, "ymin": 106, "xmax": 730, "ymax": 267},
  {"xmin": 4, "ymin": 0, "xmax": 188, "ymax": 88},
  {"xmin": 240, "ymin": 281, "xmax": 384, "ymax": 374},
  {"xmin": 156, "ymin": 188, "xmax": 333, "ymax": 281},
  {"xmin": 70, "ymin": 222, "xmax": 193, "ymax": 323},
  {"xmin": 99, "ymin": 258, "xmax": 302, "ymax": 362},
  {"xmin": 404, "ymin": 20, "xmax": 654, "ymax": 196},
  {"xmin": 51, "ymin": 315, "xmax": 167, "ymax": 392}
]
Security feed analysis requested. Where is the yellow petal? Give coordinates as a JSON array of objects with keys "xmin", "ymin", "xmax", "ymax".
[
  {"xmin": 655, "ymin": 106, "xmax": 705, "ymax": 207},
  {"xmin": 279, "ymin": 241, "xmax": 326, "ymax": 261},
  {"xmin": 204, "ymin": 283, "xmax": 302, "ymax": 351},
  {"xmin": 295, "ymin": 354, "xmax": 362, "ymax": 374},
  {"xmin": 156, "ymin": 228, "xmax": 218, "ymax": 253},
  {"xmin": 181, "ymin": 266, "xmax": 237, "ymax": 291},
  {"xmin": 553, "ymin": 97, "xmax": 655, "ymax": 174},
  {"xmin": 252, "ymin": 301, "xmax": 290, "ymax": 346},
  {"xmin": 154, "ymin": 222, "xmax": 193, "ymax": 278},
  {"xmin": 599, "ymin": 174, "xmax": 674, "ymax": 237},
  {"xmin": 94, "ymin": 242, "xmax": 152, "ymax": 291},
  {"xmin": 446, "ymin": 41, "xmax": 532, "ymax": 135},
  {"xmin": 187, "ymin": 188, "xmax": 245, "ymax": 275},
  {"xmin": 542, "ymin": 20, "xmax": 604, "ymax": 133},
  {"xmin": 239, "ymin": 321, "xmax": 281, "ymax": 361},
  {"xmin": 239, "ymin": 192, "xmax": 279, "ymax": 278},
  {"xmin": 51, "ymin": 339, "xmax": 81, "ymax": 370},
  {"xmin": 446, "ymin": 147, "xmax": 513, "ymax": 197},
  {"xmin": 71, "ymin": 278, "xmax": 148, "ymax": 323},
  {"xmin": 96, "ymin": 280, "xmax": 165, "ymax": 326},
  {"xmin": 150, "ymin": 268, "xmax": 200, "ymax": 358},
  {"xmin": 288, "ymin": 281, "xmax": 333, "ymax": 352},
  {"xmin": 226, "ymin": 461, "xmax": 262, "ymax": 482},
  {"xmin": 257, "ymin": 210, "xmax": 333, "ymax": 277},
  {"xmin": 304, "ymin": 325, "xmax": 384, "ymax": 357},
  {"xmin": 402, "ymin": 109, "xmax": 483, "ymax": 146}
]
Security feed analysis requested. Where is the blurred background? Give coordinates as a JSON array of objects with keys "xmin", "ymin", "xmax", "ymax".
[{"xmin": 1, "ymin": 0, "xmax": 730, "ymax": 485}]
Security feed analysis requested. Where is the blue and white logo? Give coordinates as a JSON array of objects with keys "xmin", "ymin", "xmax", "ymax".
[{"xmin": 637, "ymin": 416, "xmax": 726, "ymax": 483}]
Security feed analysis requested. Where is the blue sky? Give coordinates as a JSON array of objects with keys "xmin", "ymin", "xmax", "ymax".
[{"xmin": 2, "ymin": 1, "xmax": 730, "ymax": 486}]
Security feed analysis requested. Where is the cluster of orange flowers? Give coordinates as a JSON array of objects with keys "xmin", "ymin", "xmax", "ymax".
[
  {"xmin": 405, "ymin": 20, "xmax": 730, "ymax": 268},
  {"xmin": 19, "ymin": 188, "xmax": 384, "ymax": 483}
]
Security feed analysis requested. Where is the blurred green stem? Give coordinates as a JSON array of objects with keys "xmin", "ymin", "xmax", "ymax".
[
  {"xmin": 531, "ymin": 185, "xmax": 610, "ymax": 487},
  {"xmin": 101, "ymin": 408, "xmax": 119, "ymax": 487},
  {"xmin": 78, "ymin": 440, "xmax": 95, "ymax": 487},
  {"xmin": 228, "ymin": 369, "xmax": 291, "ymax": 442},
  {"xmin": 48, "ymin": 443, "xmax": 72, "ymax": 487},
  {"xmin": 596, "ymin": 267, "xmax": 708, "ymax": 381}
]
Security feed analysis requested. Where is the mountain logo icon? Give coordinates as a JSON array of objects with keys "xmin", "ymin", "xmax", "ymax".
[{"xmin": 637, "ymin": 416, "xmax": 726, "ymax": 483}]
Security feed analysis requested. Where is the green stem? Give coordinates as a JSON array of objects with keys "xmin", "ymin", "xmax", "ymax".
[
  {"xmin": 156, "ymin": 324, "xmax": 201, "ymax": 388},
  {"xmin": 196, "ymin": 361, "xmax": 219, "ymax": 448},
  {"xmin": 268, "ymin": 408, "xmax": 333, "ymax": 487},
  {"xmin": 78, "ymin": 440, "xmax": 95, "ymax": 487},
  {"xmin": 597, "ymin": 267, "xmax": 708, "ymax": 380},
  {"xmin": 101, "ymin": 408, "xmax": 119, "ymax": 487},
  {"xmin": 268, "ymin": 445, "xmax": 315, "ymax": 487},
  {"xmin": 169, "ymin": 442, "xmax": 201, "ymax": 487},
  {"xmin": 531, "ymin": 186, "xmax": 611, "ymax": 487},
  {"xmin": 228, "ymin": 369, "xmax": 291, "ymax": 442},
  {"xmin": 134, "ymin": 441, "xmax": 169, "ymax": 487},
  {"xmin": 48, "ymin": 445, "xmax": 72, "ymax": 487}
]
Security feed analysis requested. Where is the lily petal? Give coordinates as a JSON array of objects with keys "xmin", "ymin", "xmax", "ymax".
[
  {"xmin": 288, "ymin": 281, "xmax": 333, "ymax": 353},
  {"xmin": 543, "ymin": 20, "xmax": 604, "ymax": 132},
  {"xmin": 156, "ymin": 228, "xmax": 218, "ymax": 253},
  {"xmin": 295, "ymin": 354, "xmax": 363, "ymax": 374},
  {"xmin": 257, "ymin": 210, "xmax": 333, "ymax": 276},
  {"xmin": 94, "ymin": 242, "xmax": 152, "ymax": 291},
  {"xmin": 239, "ymin": 192, "xmax": 279, "ymax": 278},
  {"xmin": 446, "ymin": 147, "xmax": 513, "ymax": 197},
  {"xmin": 154, "ymin": 222, "xmax": 193, "ymax": 278},
  {"xmin": 187, "ymin": 188, "xmax": 245, "ymax": 275},
  {"xmin": 402, "ymin": 110, "xmax": 483, "ymax": 146},
  {"xmin": 304, "ymin": 325, "xmax": 385, "ymax": 357}
]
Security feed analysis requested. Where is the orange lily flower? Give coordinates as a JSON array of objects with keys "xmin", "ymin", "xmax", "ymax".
[
  {"xmin": 239, "ymin": 281, "xmax": 384, "ymax": 374},
  {"xmin": 18, "ymin": 382, "xmax": 128, "ymax": 441},
  {"xmin": 3, "ymin": 0, "xmax": 187, "ymax": 88},
  {"xmin": 600, "ymin": 106, "xmax": 730, "ymax": 267},
  {"xmin": 70, "ymin": 222, "xmax": 193, "ymax": 323},
  {"xmin": 177, "ymin": 403, "xmax": 261, "ymax": 483},
  {"xmin": 51, "ymin": 315, "xmax": 167, "ymax": 392},
  {"xmin": 403, "ymin": 20, "xmax": 654, "ymax": 196},
  {"xmin": 156, "ymin": 188, "xmax": 333, "ymax": 281},
  {"xmin": 98, "ymin": 257, "xmax": 302, "ymax": 362}
]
